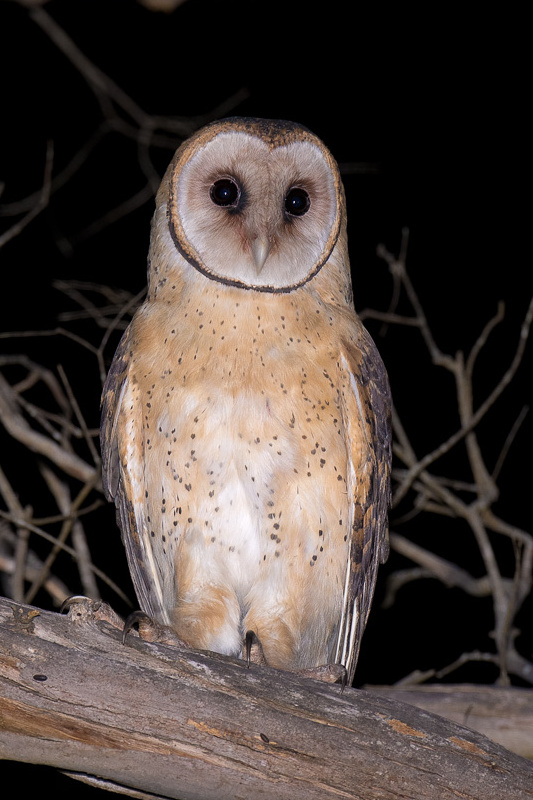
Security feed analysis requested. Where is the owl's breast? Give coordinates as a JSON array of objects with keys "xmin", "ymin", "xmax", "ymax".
[{"xmin": 128, "ymin": 292, "xmax": 352, "ymax": 595}]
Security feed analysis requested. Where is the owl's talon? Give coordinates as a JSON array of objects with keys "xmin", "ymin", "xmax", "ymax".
[
  {"xmin": 60, "ymin": 595, "xmax": 124, "ymax": 629},
  {"xmin": 123, "ymin": 610, "xmax": 188, "ymax": 648},
  {"xmin": 340, "ymin": 667, "xmax": 348, "ymax": 692},
  {"xmin": 122, "ymin": 610, "xmax": 150, "ymax": 643},
  {"xmin": 245, "ymin": 630, "xmax": 268, "ymax": 667},
  {"xmin": 60, "ymin": 595, "xmax": 94, "ymax": 614},
  {"xmin": 245, "ymin": 630, "xmax": 253, "ymax": 667},
  {"xmin": 293, "ymin": 663, "xmax": 348, "ymax": 685}
]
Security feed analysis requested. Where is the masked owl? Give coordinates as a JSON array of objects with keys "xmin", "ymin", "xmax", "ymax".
[{"xmin": 101, "ymin": 117, "xmax": 391, "ymax": 685}]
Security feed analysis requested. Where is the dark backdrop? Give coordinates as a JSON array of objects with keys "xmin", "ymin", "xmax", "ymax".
[{"xmin": 0, "ymin": 2, "xmax": 530, "ymax": 796}]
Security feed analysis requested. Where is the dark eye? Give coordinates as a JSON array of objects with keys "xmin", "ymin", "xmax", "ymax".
[
  {"xmin": 284, "ymin": 187, "xmax": 310, "ymax": 217},
  {"xmin": 210, "ymin": 178, "xmax": 240, "ymax": 207}
]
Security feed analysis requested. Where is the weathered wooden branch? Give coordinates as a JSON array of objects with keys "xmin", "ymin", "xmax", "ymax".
[
  {"xmin": 1, "ymin": 597, "xmax": 532, "ymax": 800},
  {"xmin": 369, "ymin": 684, "xmax": 533, "ymax": 762}
]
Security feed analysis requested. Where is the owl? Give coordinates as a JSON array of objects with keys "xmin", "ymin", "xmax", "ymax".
[{"xmin": 101, "ymin": 117, "xmax": 391, "ymax": 685}]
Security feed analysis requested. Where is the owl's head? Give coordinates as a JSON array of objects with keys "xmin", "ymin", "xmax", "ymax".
[{"xmin": 155, "ymin": 117, "xmax": 345, "ymax": 294}]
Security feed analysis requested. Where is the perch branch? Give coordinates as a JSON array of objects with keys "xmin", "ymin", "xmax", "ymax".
[{"xmin": 1, "ymin": 597, "xmax": 532, "ymax": 800}]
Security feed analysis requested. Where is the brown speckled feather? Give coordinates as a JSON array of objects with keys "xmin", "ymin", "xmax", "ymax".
[
  {"xmin": 335, "ymin": 325, "xmax": 391, "ymax": 684},
  {"xmin": 101, "ymin": 324, "xmax": 174, "ymax": 624}
]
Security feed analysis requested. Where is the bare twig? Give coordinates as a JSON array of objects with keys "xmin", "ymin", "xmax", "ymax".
[
  {"xmin": 28, "ymin": 7, "xmax": 248, "ymax": 142},
  {"xmin": 0, "ymin": 140, "xmax": 53, "ymax": 249},
  {"xmin": 0, "ymin": 124, "xmax": 106, "ymax": 218},
  {"xmin": 492, "ymin": 404, "xmax": 529, "ymax": 482},
  {"xmin": 388, "ymin": 532, "xmax": 492, "ymax": 599},
  {"xmin": 0, "ymin": 508, "xmax": 130, "ymax": 606},
  {"xmin": 38, "ymin": 465, "xmax": 100, "ymax": 601},
  {"xmin": 370, "ymin": 234, "xmax": 533, "ymax": 685},
  {"xmin": 392, "ymin": 296, "xmax": 533, "ymax": 508},
  {"xmin": 0, "ymin": 466, "xmax": 32, "ymax": 603},
  {"xmin": 57, "ymin": 364, "xmax": 100, "ymax": 467},
  {"xmin": 0, "ymin": 371, "xmax": 97, "ymax": 484},
  {"xmin": 0, "ymin": 554, "xmax": 71, "ymax": 607}
]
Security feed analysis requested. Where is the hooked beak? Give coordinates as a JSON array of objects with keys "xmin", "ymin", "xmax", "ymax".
[{"xmin": 251, "ymin": 236, "xmax": 270, "ymax": 274}]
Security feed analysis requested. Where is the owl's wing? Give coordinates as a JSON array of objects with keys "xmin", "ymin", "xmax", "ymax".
[
  {"xmin": 100, "ymin": 327, "xmax": 171, "ymax": 624},
  {"xmin": 335, "ymin": 322, "xmax": 392, "ymax": 685}
]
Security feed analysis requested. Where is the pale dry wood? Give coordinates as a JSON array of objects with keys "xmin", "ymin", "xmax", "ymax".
[
  {"xmin": 1, "ymin": 596, "xmax": 532, "ymax": 800},
  {"xmin": 369, "ymin": 684, "xmax": 533, "ymax": 761}
]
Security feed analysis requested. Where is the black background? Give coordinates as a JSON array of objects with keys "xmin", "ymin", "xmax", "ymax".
[{"xmin": 0, "ymin": 1, "xmax": 531, "ymax": 796}]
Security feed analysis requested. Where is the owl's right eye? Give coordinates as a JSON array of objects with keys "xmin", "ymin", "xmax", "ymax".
[{"xmin": 210, "ymin": 178, "xmax": 240, "ymax": 208}]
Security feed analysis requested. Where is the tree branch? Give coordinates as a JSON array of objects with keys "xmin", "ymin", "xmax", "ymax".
[
  {"xmin": 1, "ymin": 596, "xmax": 532, "ymax": 800},
  {"xmin": 0, "ymin": 371, "xmax": 97, "ymax": 485},
  {"xmin": 369, "ymin": 683, "xmax": 533, "ymax": 761}
]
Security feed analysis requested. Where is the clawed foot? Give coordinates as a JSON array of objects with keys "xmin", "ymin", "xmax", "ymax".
[
  {"xmin": 61, "ymin": 597, "xmax": 187, "ymax": 650},
  {"xmin": 60, "ymin": 595, "xmax": 125, "ymax": 629},
  {"xmin": 294, "ymin": 664, "xmax": 347, "ymax": 687},
  {"xmin": 122, "ymin": 610, "xmax": 188, "ymax": 648},
  {"xmin": 61, "ymin": 602, "xmax": 346, "ymax": 685},
  {"xmin": 244, "ymin": 629, "xmax": 347, "ymax": 686}
]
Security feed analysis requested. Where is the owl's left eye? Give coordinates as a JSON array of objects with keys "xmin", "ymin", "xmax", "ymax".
[
  {"xmin": 284, "ymin": 187, "xmax": 310, "ymax": 217},
  {"xmin": 210, "ymin": 178, "xmax": 241, "ymax": 208}
]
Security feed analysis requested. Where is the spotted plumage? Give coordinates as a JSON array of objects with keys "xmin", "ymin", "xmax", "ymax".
[{"xmin": 101, "ymin": 117, "xmax": 391, "ymax": 684}]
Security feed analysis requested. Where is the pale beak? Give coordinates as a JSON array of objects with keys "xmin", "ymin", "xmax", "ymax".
[{"xmin": 251, "ymin": 236, "xmax": 270, "ymax": 274}]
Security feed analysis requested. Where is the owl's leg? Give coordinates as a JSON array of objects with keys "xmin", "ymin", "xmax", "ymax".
[
  {"xmin": 166, "ymin": 535, "xmax": 244, "ymax": 655},
  {"xmin": 168, "ymin": 584, "xmax": 243, "ymax": 656}
]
